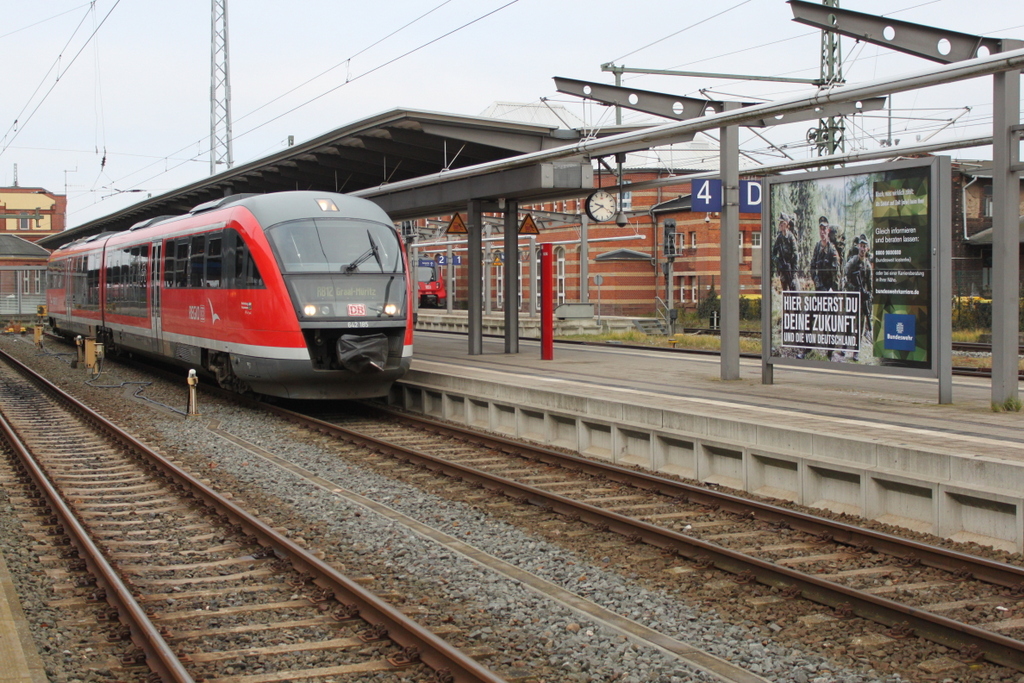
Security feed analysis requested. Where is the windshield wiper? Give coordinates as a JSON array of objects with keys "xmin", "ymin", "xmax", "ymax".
[{"xmin": 344, "ymin": 231, "xmax": 383, "ymax": 273}]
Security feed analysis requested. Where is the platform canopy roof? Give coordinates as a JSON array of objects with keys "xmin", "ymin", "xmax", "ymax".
[{"xmin": 41, "ymin": 108, "xmax": 648, "ymax": 249}]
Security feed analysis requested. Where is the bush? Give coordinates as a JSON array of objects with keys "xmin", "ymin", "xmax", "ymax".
[
  {"xmin": 739, "ymin": 296, "xmax": 761, "ymax": 321},
  {"xmin": 697, "ymin": 289, "xmax": 719, "ymax": 322},
  {"xmin": 952, "ymin": 297, "xmax": 991, "ymax": 331},
  {"xmin": 695, "ymin": 290, "xmax": 762, "ymax": 324}
]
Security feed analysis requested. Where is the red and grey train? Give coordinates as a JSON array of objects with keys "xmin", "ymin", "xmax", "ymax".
[{"xmin": 46, "ymin": 191, "xmax": 413, "ymax": 399}]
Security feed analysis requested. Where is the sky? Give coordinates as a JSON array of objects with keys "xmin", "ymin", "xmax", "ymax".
[{"xmin": 2, "ymin": 0, "xmax": 1022, "ymax": 228}]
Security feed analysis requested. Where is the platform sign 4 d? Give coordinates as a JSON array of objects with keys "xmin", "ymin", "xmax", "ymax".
[{"xmin": 691, "ymin": 179, "xmax": 762, "ymax": 213}]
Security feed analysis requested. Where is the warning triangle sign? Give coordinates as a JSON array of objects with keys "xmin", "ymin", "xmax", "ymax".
[
  {"xmin": 445, "ymin": 213, "xmax": 467, "ymax": 234},
  {"xmin": 519, "ymin": 213, "xmax": 539, "ymax": 234}
]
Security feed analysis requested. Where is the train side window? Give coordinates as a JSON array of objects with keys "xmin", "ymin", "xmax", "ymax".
[
  {"xmin": 206, "ymin": 233, "xmax": 222, "ymax": 288},
  {"xmin": 247, "ymin": 256, "xmax": 263, "ymax": 288},
  {"xmin": 174, "ymin": 239, "xmax": 189, "ymax": 288},
  {"xmin": 189, "ymin": 235, "xmax": 206, "ymax": 288},
  {"xmin": 130, "ymin": 246, "xmax": 142, "ymax": 307},
  {"xmin": 163, "ymin": 241, "xmax": 175, "ymax": 288}
]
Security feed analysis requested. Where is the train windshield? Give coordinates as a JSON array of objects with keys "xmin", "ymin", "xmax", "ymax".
[
  {"xmin": 267, "ymin": 218, "xmax": 403, "ymax": 274},
  {"xmin": 417, "ymin": 266, "xmax": 437, "ymax": 283}
]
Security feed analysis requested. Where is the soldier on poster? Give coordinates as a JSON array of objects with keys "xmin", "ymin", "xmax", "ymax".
[
  {"xmin": 844, "ymin": 233, "xmax": 874, "ymax": 338},
  {"xmin": 772, "ymin": 212, "xmax": 799, "ymax": 291},
  {"xmin": 810, "ymin": 216, "xmax": 840, "ymax": 291}
]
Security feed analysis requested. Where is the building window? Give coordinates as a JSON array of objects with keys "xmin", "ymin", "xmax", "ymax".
[
  {"xmin": 517, "ymin": 254, "xmax": 524, "ymax": 309},
  {"xmin": 751, "ymin": 231, "xmax": 761, "ymax": 247},
  {"xmin": 690, "ymin": 232, "xmax": 697, "ymax": 248},
  {"xmin": 619, "ymin": 181, "xmax": 632, "ymax": 212},
  {"xmin": 738, "ymin": 231, "xmax": 744, "ymax": 246},
  {"xmin": 18, "ymin": 213, "xmax": 31, "ymax": 230},
  {"xmin": 496, "ymin": 259, "xmax": 504, "ymax": 308},
  {"xmin": 555, "ymin": 246, "xmax": 566, "ymax": 305}
]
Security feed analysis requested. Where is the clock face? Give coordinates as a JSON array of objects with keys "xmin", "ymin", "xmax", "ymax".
[{"xmin": 585, "ymin": 190, "xmax": 616, "ymax": 222}]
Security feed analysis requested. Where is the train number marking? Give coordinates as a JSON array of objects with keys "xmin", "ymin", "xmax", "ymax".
[{"xmin": 348, "ymin": 303, "xmax": 366, "ymax": 316}]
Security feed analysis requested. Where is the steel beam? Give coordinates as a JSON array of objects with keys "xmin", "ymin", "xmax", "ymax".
[
  {"xmin": 504, "ymin": 201, "xmax": 519, "ymax": 354},
  {"xmin": 789, "ymin": 0, "xmax": 1023, "ymax": 64},
  {"xmin": 357, "ymin": 47, "xmax": 1024, "ymax": 200},
  {"xmin": 990, "ymin": 71, "xmax": 1021, "ymax": 405},
  {"xmin": 720, "ymin": 103, "xmax": 741, "ymax": 381},
  {"xmin": 555, "ymin": 77, "xmax": 734, "ymax": 121},
  {"xmin": 467, "ymin": 199, "xmax": 483, "ymax": 356},
  {"xmin": 601, "ymin": 62, "xmax": 820, "ymax": 85},
  {"xmin": 555, "ymin": 77, "xmax": 885, "ymax": 128}
]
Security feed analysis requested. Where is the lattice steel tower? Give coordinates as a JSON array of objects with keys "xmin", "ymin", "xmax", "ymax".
[
  {"xmin": 210, "ymin": 0, "xmax": 234, "ymax": 174},
  {"xmin": 814, "ymin": 0, "xmax": 844, "ymax": 155}
]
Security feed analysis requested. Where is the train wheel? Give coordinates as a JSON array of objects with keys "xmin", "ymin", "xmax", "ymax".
[{"xmin": 207, "ymin": 352, "xmax": 253, "ymax": 395}]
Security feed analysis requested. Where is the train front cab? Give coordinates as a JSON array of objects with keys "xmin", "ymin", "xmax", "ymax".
[{"xmin": 234, "ymin": 194, "xmax": 414, "ymax": 399}]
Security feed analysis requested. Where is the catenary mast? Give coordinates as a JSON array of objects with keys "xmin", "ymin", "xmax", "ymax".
[{"xmin": 210, "ymin": 0, "xmax": 234, "ymax": 175}]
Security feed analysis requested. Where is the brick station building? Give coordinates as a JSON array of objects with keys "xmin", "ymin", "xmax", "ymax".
[
  {"xmin": 1, "ymin": 186, "xmax": 66, "ymax": 242},
  {"xmin": 419, "ymin": 153, "xmax": 1020, "ymax": 321},
  {"xmin": 418, "ymin": 138, "xmax": 764, "ymax": 318}
]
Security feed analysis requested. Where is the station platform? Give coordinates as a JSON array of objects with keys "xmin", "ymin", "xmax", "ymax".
[
  {"xmin": 0, "ymin": 549, "xmax": 46, "ymax": 683},
  {"xmin": 394, "ymin": 326, "xmax": 1024, "ymax": 553}
]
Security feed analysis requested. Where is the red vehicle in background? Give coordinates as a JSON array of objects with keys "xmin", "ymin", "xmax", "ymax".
[{"xmin": 416, "ymin": 258, "xmax": 447, "ymax": 308}]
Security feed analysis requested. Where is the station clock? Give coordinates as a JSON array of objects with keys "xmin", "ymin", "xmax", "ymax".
[{"xmin": 584, "ymin": 189, "xmax": 616, "ymax": 223}]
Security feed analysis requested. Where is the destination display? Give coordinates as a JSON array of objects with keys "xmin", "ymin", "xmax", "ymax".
[{"xmin": 766, "ymin": 160, "xmax": 935, "ymax": 370}]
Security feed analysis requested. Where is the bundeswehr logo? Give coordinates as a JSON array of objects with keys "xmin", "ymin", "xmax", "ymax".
[{"xmin": 883, "ymin": 314, "xmax": 916, "ymax": 351}]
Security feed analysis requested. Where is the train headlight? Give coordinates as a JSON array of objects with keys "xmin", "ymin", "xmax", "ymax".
[
  {"xmin": 383, "ymin": 303, "xmax": 398, "ymax": 316},
  {"xmin": 303, "ymin": 304, "xmax": 318, "ymax": 316}
]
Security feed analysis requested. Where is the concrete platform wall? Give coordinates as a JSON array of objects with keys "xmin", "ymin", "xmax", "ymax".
[{"xmin": 391, "ymin": 369, "xmax": 1024, "ymax": 553}]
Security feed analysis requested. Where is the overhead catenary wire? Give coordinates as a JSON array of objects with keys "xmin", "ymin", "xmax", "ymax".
[
  {"xmin": 608, "ymin": 0, "xmax": 756, "ymax": 65},
  {"xmin": 0, "ymin": 0, "xmax": 121, "ymax": 159},
  {"xmin": 234, "ymin": 0, "xmax": 458, "ymax": 127},
  {"xmin": 71, "ymin": 0, "xmax": 524, "ymax": 216},
  {"xmin": 0, "ymin": 3, "xmax": 93, "ymax": 41},
  {"xmin": 42, "ymin": 1, "xmax": 1024, "ymax": 222},
  {"xmin": 0, "ymin": 3, "xmax": 96, "ymax": 150}
]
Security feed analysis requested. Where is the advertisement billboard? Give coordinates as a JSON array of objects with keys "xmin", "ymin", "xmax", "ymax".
[{"xmin": 762, "ymin": 157, "xmax": 949, "ymax": 379}]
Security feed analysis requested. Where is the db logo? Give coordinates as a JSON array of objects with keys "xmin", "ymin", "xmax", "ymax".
[{"xmin": 348, "ymin": 304, "xmax": 366, "ymax": 316}]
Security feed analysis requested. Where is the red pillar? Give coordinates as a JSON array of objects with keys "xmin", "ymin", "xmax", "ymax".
[{"xmin": 540, "ymin": 243, "xmax": 553, "ymax": 360}]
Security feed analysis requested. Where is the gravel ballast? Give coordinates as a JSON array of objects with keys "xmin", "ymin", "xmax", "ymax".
[{"xmin": 0, "ymin": 334, "xmax": 924, "ymax": 683}]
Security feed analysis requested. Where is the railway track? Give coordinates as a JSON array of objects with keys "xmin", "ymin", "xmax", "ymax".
[
  {"xmin": 9, "ymin": 331, "xmax": 1023, "ymax": 681},
  {"xmin": 271, "ymin": 402, "xmax": 1024, "ymax": 676},
  {"xmin": 0, "ymin": 348, "xmax": 503, "ymax": 683}
]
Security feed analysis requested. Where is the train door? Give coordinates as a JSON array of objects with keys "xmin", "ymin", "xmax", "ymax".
[{"xmin": 150, "ymin": 242, "xmax": 163, "ymax": 345}]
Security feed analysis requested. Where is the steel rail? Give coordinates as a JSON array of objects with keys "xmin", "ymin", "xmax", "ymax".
[
  {"xmin": 379, "ymin": 408, "xmax": 1024, "ymax": 587},
  {"xmin": 0, "ymin": 395, "xmax": 194, "ymax": 682},
  {"xmin": 267, "ymin": 402, "xmax": 1024, "ymax": 671},
  {"xmin": 0, "ymin": 348, "xmax": 506, "ymax": 683}
]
